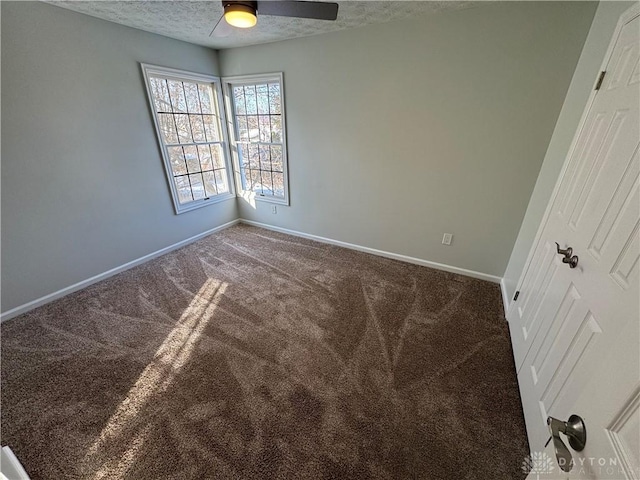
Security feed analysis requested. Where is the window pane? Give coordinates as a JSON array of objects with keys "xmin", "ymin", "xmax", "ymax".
[
  {"xmin": 268, "ymin": 83, "xmax": 281, "ymax": 114},
  {"xmin": 167, "ymin": 80, "xmax": 187, "ymax": 113},
  {"xmin": 214, "ymin": 169, "xmax": 228, "ymax": 194},
  {"xmin": 174, "ymin": 114, "xmax": 192, "ymax": 144},
  {"xmin": 175, "ymin": 176, "xmax": 192, "ymax": 204},
  {"xmin": 256, "ymin": 84, "xmax": 269, "ymax": 115},
  {"xmin": 272, "ymin": 172, "xmax": 285, "ymax": 198},
  {"xmin": 158, "ymin": 114, "xmax": 178, "ymax": 144},
  {"xmin": 203, "ymin": 170, "xmax": 217, "ymax": 197},
  {"xmin": 184, "ymin": 82, "xmax": 201, "ymax": 114},
  {"xmin": 270, "ymin": 145, "xmax": 283, "ymax": 172},
  {"xmin": 211, "ymin": 144, "xmax": 225, "ymax": 169},
  {"xmin": 203, "ymin": 115, "xmax": 220, "ymax": 142},
  {"xmin": 233, "ymin": 87, "xmax": 246, "ymax": 114},
  {"xmin": 236, "ymin": 115, "xmax": 249, "ymax": 142},
  {"xmin": 189, "ymin": 173, "xmax": 205, "ymax": 200},
  {"xmin": 264, "ymin": 168, "xmax": 275, "ymax": 194},
  {"xmin": 190, "ymin": 115, "xmax": 206, "ymax": 142},
  {"xmin": 259, "ymin": 145, "xmax": 271, "ymax": 171},
  {"xmin": 237, "ymin": 144, "xmax": 248, "ymax": 170},
  {"xmin": 246, "ymin": 116, "xmax": 259, "ymax": 142},
  {"xmin": 237, "ymin": 144, "xmax": 246, "ymax": 169},
  {"xmin": 247, "ymin": 144, "xmax": 260, "ymax": 170},
  {"xmin": 240, "ymin": 168, "xmax": 249, "ymax": 190},
  {"xmin": 270, "ymin": 115, "xmax": 282, "ymax": 143},
  {"xmin": 198, "ymin": 85, "xmax": 213, "ymax": 114},
  {"xmin": 197, "ymin": 145, "xmax": 212, "ymax": 171},
  {"xmin": 244, "ymin": 86, "xmax": 258, "ymax": 114},
  {"xmin": 242, "ymin": 167, "xmax": 253, "ymax": 190},
  {"xmin": 150, "ymin": 77, "xmax": 172, "ymax": 113},
  {"xmin": 259, "ymin": 145, "xmax": 273, "ymax": 195},
  {"xmin": 167, "ymin": 146, "xmax": 187, "ymax": 176},
  {"xmin": 183, "ymin": 145, "xmax": 200, "ymax": 173},
  {"xmin": 250, "ymin": 170, "xmax": 262, "ymax": 193},
  {"xmin": 258, "ymin": 116, "xmax": 271, "ymax": 143}
]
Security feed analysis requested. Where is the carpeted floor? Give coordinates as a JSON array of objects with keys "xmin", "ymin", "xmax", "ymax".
[{"xmin": 1, "ymin": 225, "xmax": 529, "ymax": 479}]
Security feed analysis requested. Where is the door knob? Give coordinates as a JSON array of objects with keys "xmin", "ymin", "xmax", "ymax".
[
  {"xmin": 562, "ymin": 255, "xmax": 579, "ymax": 268},
  {"xmin": 555, "ymin": 242, "xmax": 578, "ymax": 268},
  {"xmin": 546, "ymin": 414, "xmax": 587, "ymax": 472},
  {"xmin": 555, "ymin": 242, "xmax": 573, "ymax": 258}
]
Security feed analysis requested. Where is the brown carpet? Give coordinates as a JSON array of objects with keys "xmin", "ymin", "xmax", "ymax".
[{"xmin": 1, "ymin": 224, "xmax": 529, "ymax": 479}]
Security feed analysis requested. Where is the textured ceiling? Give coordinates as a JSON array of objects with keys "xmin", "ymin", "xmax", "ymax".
[{"xmin": 46, "ymin": 1, "xmax": 476, "ymax": 49}]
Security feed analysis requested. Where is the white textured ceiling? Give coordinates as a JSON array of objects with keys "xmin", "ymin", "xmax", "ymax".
[{"xmin": 46, "ymin": 1, "xmax": 475, "ymax": 49}]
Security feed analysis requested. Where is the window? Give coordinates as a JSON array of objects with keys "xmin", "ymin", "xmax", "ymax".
[
  {"xmin": 141, "ymin": 64, "xmax": 234, "ymax": 214},
  {"xmin": 223, "ymin": 73, "xmax": 289, "ymax": 204}
]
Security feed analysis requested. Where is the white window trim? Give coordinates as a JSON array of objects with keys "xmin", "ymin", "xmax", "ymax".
[
  {"xmin": 222, "ymin": 72, "xmax": 290, "ymax": 206},
  {"xmin": 140, "ymin": 63, "xmax": 236, "ymax": 215}
]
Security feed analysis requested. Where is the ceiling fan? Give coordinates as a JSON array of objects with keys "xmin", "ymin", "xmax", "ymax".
[{"xmin": 211, "ymin": 1, "xmax": 339, "ymax": 37}]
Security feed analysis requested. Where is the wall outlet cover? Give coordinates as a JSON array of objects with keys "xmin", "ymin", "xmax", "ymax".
[{"xmin": 442, "ymin": 233, "xmax": 453, "ymax": 246}]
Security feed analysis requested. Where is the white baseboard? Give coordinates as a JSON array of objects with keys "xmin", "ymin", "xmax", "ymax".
[
  {"xmin": 0, "ymin": 219, "xmax": 240, "ymax": 323},
  {"xmin": 500, "ymin": 278, "xmax": 510, "ymax": 317},
  {"xmin": 240, "ymin": 220, "xmax": 502, "ymax": 284}
]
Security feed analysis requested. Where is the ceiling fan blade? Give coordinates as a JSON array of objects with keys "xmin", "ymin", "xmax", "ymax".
[
  {"xmin": 210, "ymin": 13, "xmax": 234, "ymax": 37},
  {"xmin": 256, "ymin": 1, "xmax": 338, "ymax": 20}
]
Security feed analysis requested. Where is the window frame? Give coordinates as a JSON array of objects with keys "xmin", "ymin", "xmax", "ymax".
[
  {"xmin": 141, "ymin": 63, "xmax": 235, "ymax": 214},
  {"xmin": 222, "ymin": 72, "xmax": 290, "ymax": 206}
]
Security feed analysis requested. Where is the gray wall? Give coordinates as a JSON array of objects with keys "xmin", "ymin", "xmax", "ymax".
[
  {"xmin": 1, "ymin": 2, "xmax": 237, "ymax": 312},
  {"xmin": 220, "ymin": 2, "xmax": 597, "ymax": 278},
  {"xmin": 2, "ymin": 1, "xmax": 603, "ymax": 314},
  {"xmin": 501, "ymin": 1, "xmax": 635, "ymax": 306}
]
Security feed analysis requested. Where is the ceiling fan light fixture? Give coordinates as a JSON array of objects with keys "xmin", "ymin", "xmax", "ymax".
[{"xmin": 224, "ymin": 3, "xmax": 257, "ymax": 28}]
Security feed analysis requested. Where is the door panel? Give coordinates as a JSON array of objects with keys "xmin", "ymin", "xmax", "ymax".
[
  {"xmin": 587, "ymin": 147, "xmax": 638, "ymax": 261},
  {"xmin": 605, "ymin": 386, "xmax": 640, "ymax": 480},
  {"xmin": 511, "ymin": 241, "xmax": 562, "ymax": 369}
]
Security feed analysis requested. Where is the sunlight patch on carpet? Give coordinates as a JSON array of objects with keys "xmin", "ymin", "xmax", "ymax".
[{"xmin": 83, "ymin": 279, "xmax": 227, "ymax": 479}]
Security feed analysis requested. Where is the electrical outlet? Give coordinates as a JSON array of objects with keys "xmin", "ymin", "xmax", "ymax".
[
  {"xmin": 271, "ymin": 205, "xmax": 277, "ymax": 214},
  {"xmin": 442, "ymin": 233, "xmax": 453, "ymax": 246}
]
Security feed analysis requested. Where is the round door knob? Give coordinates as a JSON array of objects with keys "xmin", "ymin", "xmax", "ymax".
[{"xmin": 562, "ymin": 255, "xmax": 579, "ymax": 268}]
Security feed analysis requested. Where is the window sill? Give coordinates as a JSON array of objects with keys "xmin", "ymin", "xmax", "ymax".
[
  {"xmin": 173, "ymin": 192, "xmax": 235, "ymax": 215},
  {"xmin": 237, "ymin": 191, "xmax": 290, "ymax": 206}
]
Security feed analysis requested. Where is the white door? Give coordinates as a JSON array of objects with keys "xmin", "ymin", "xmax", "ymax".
[{"xmin": 508, "ymin": 5, "xmax": 640, "ymax": 479}]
